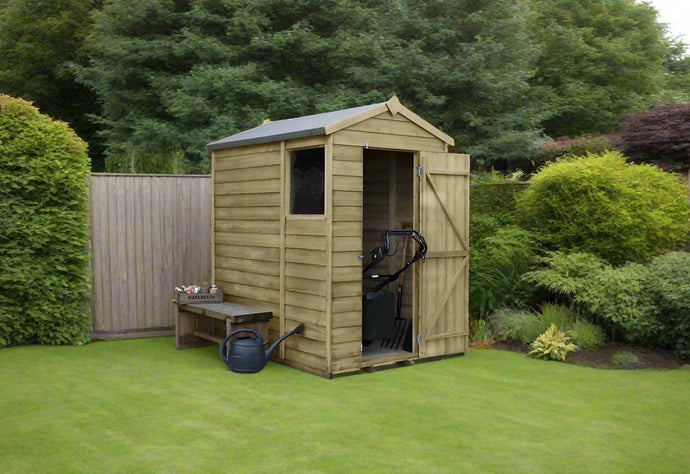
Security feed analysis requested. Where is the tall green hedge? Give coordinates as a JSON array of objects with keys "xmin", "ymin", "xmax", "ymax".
[
  {"xmin": 470, "ymin": 182, "xmax": 528, "ymax": 226},
  {"xmin": 0, "ymin": 95, "xmax": 91, "ymax": 346}
]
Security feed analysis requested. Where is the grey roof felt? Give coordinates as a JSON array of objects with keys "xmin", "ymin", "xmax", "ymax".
[{"xmin": 207, "ymin": 102, "xmax": 385, "ymax": 151}]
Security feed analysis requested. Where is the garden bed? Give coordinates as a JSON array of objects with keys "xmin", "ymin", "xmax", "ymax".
[{"xmin": 492, "ymin": 341, "xmax": 686, "ymax": 369}]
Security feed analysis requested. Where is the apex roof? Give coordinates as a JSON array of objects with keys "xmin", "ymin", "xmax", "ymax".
[{"xmin": 207, "ymin": 96, "xmax": 454, "ymax": 151}]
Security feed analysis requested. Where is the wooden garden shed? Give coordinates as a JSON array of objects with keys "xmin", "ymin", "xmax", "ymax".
[{"xmin": 207, "ymin": 96, "xmax": 469, "ymax": 377}]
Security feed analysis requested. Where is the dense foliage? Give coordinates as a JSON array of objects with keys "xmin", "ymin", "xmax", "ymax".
[
  {"xmin": 525, "ymin": 252, "xmax": 655, "ymax": 342},
  {"xmin": 490, "ymin": 304, "xmax": 605, "ymax": 350},
  {"xmin": 1, "ymin": 0, "xmax": 684, "ymax": 172},
  {"xmin": 518, "ymin": 152, "xmax": 690, "ymax": 265},
  {"xmin": 534, "ymin": 135, "xmax": 615, "ymax": 166},
  {"xmin": 469, "ymin": 227, "xmax": 537, "ymax": 318},
  {"xmin": 528, "ymin": 324, "xmax": 578, "ymax": 361},
  {"xmin": 0, "ymin": 0, "xmax": 101, "ymax": 167},
  {"xmin": 524, "ymin": 250, "xmax": 690, "ymax": 357},
  {"xmin": 74, "ymin": 0, "xmax": 546, "ymax": 172},
  {"xmin": 0, "ymin": 96, "xmax": 91, "ymax": 346},
  {"xmin": 645, "ymin": 252, "xmax": 690, "ymax": 358},
  {"xmin": 527, "ymin": 0, "xmax": 670, "ymax": 138},
  {"xmin": 618, "ymin": 103, "xmax": 690, "ymax": 169}
]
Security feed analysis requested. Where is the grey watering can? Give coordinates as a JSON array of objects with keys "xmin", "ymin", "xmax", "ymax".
[{"xmin": 219, "ymin": 324, "xmax": 303, "ymax": 373}]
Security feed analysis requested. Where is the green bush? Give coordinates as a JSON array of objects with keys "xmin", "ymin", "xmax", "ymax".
[
  {"xmin": 470, "ymin": 226, "xmax": 538, "ymax": 318},
  {"xmin": 470, "ymin": 182, "xmax": 528, "ymax": 227},
  {"xmin": 0, "ymin": 95, "xmax": 91, "ymax": 346},
  {"xmin": 470, "ymin": 319, "xmax": 495, "ymax": 348},
  {"xmin": 528, "ymin": 324, "xmax": 578, "ymax": 361},
  {"xmin": 518, "ymin": 151, "xmax": 690, "ymax": 265},
  {"xmin": 490, "ymin": 308, "xmax": 545, "ymax": 344},
  {"xmin": 571, "ymin": 319, "xmax": 606, "ymax": 350},
  {"xmin": 611, "ymin": 351, "xmax": 641, "ymax": 367},
  {"xmin": 645, "ymin": 252, "xmax": 690, "ymax": 358},
  {"xmin": 539, "ymin": 302, "xmax": 576, "ymax": 330},
  {"xmin": 490, "ymin": 302, "xmax": 605, "ymax": 350},
  {"xmin": 525, "ymin": 252, "xmax": 657, "ymax": 343}
]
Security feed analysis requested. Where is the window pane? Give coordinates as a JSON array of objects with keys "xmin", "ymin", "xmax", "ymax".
[{"xmin": 290, "ymin": 148, "xmax": 325, "ymax": 214}]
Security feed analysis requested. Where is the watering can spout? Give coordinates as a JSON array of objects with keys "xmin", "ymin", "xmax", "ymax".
[{"xmin": 265, "ymin": 324, "xmax": 303, "ymax": 362}]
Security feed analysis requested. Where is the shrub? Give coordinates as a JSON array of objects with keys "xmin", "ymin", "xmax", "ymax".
[
  {"xmin": 618, "ymin": 104, "xmax": 690, "ymax": 169},
  {"xmin": 470, "ymin": 213, "xmax": 502, "ymax": 247},
  {"xmin": 490, "ymin": 308, "xmax": 545, "ymax": 344},
  {"xmin": 470, "ymin": 319, "xmax": 495, "ymax": 348},
  {"xmin": 645, "ymin": 252, "xmax": 690, "ymax": 358},
  {"xmin": 470, "ymin": 182, "xmax": 528, "ymax": 228},
  {"xmin": 525, "ymin": 252, "xmax": 657, "ymax": 343},
  {"xmin": 536, "ymin": 134, "xmax": 615, "ymax": 164},
  {"xmin": 529, "ymin": 324, "xmax": 578, "ymax": 361},
  {"xmin": 539, "ymin": 302, "xmax": 576, "ymax": 330},
  {"xmin": 571, "ymin": 319, "xmax": 606, "ymax": 350},
  {"xmin": 469, "ymin": 227, "xmax": 538, "ymax": 318},
  {"xmin": 611, "ymin": 351, "xmax": 641, "ymax": 367},
  {"xmin": 518, "ymin": 151, "xmax": 690, "ymax": 265},
  {"xmin": 0, "ymin": 95, "xmax": 91, "ymax": 346}
]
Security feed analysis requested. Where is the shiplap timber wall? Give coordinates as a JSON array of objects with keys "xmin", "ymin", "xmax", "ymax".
[
  {"xmin": 210, "ymin": 105, "xmax": 462, "ymax": 377},
  {"xmin": 90, "ymin": 174, "xmax": 212, "ymax": 337},
  {"xmin": 212, "ymin": 143, "xmax": 283, "ymax": 345},
  {"xmin": 329, "ymin": 113, "xmax": 447, "ymax": 374}
]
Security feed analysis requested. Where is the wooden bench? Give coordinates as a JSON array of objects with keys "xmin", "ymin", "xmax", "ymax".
[{"xmin": 174, "ymin": 301, "xmax": 273, "ymax": 350}]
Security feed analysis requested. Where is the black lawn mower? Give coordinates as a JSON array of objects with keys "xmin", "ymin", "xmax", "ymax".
[{"xmin": 362, "ymin": 230, "xmax": 427, "ymax": 350}]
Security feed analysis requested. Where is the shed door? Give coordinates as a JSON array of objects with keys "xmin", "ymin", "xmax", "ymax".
[{"xmin": 417, "ymin": 152, "xmax": 470, "ymax": 358}]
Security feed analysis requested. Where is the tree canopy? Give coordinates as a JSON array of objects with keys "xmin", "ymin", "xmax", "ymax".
[
  {"xmin": 1, "ymin": 0, "xmax": 687, "ymax": 172},
  {"xmin": 527, "ymin": 0, "xmax": 671, "ymax": 138},
  {"xmin": 0, "ymin": 0, "xmax": 101, "ymax": 166},
  {"xmin": 618, "ymin": 104, "xmax": 690, "ymax": 169},
  {"xmin": 76, "ymin": 0, "xmax": 546, "ymax": 172}
]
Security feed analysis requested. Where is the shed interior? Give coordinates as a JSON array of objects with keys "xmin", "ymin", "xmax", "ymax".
[{"xmin": 362, "ymin": 149, "xmax": 416, "ymax": 360}]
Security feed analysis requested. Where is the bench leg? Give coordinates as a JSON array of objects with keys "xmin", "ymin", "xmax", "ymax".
[{"xmin": 175, "ymin": 305, "xmax": 214, "ymax": 350}]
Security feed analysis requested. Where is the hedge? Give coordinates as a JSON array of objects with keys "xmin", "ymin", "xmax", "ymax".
[{"xmin": 0, "ymin": 95, "xmax": 91, "ymax": 346}]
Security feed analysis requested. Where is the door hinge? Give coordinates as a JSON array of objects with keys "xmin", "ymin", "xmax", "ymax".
[
  {"xmin": 416, "ymin": 166, "xmax": 423, "ymax": 177},
  {"xmin": 358, "ymin": 254, "xmax": 364, "ymax": 262},
  {"xmin": 417, "ymin": 333, "xmax": 422, "ymax": 344},
  {"xmin": 360, "ymin": 343, "xmax": 364, "ymax": 352}
]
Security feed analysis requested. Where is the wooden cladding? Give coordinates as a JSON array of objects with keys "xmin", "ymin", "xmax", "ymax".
[{"xmin": 210, "ymin": 101, "xmax": 468, "ymax": 377}]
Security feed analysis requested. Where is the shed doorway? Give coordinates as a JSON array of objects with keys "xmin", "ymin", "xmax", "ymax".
[{"xmin": 362, "ymin": 149, "xmax": 417, "ymax": 361}]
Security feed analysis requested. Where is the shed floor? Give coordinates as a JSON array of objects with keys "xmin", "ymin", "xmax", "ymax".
[{"xmin": 362, "ymin": 341, "xmax": 409, "ymax": 360}]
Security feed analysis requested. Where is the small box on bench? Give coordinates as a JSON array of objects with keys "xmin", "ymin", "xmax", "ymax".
[{"xmin": 175, "ymin": 291, "xmax": 223, "ymax": 304}]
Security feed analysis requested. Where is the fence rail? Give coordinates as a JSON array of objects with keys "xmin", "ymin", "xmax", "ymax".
[{"xmin": 90, "ymin": 174, "xmax": 212, "ymax": 338}]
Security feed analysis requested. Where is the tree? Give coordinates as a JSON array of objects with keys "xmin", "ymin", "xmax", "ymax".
[
  {"xmin": 78, "ymin": 0, "xmax": 548, "ymax": 172},
  {"xmin": 0, "ymin": 0, "xmax": 102, "ymax": 167},
  {"xmin": 381, "ymin": 0, "xmax": 551, "ymax": 167},
  {"xmin": 657, "ymin": 38, "xmax": 690, "ymax": 104},
  {"xmin": 618, "ymin": 103, "xmax": 690, "ymax": 197},
  {"xmin": 528, "ymin": 0, "xmax": 671, "ymax": 138},
  {"xmin": 618, "ymin": 104, "xmax": 690, "ymax": 167}
]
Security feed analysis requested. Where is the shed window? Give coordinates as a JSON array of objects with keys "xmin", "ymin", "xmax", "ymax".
[{"xmin": 290, "ymin": 148, "xmax": 325, "ymax": 215}]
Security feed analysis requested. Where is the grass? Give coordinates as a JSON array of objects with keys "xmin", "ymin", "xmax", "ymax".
[{"xmin": 1, "ymin": 338, "xmax": 689, "ymax": 473}]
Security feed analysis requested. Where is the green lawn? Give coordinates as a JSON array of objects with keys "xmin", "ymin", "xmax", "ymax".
[{"xmin": 1, "ymin": 338, "xmax": 688, "ymax": 473}]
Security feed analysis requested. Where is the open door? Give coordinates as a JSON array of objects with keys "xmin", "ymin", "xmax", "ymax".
[{"xmin": 416, "ymin": 151, "xmax": 470, "ymax": 358}]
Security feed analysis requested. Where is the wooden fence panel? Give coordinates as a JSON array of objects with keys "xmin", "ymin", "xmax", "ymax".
[{"xmin": 90, "ymin": 174, "xmax": 212, "ymax": 338}]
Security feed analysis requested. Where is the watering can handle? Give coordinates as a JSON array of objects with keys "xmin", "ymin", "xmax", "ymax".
[{"xmin": 219, "ymin": 328, "xmax": 264, "ymax": 361}]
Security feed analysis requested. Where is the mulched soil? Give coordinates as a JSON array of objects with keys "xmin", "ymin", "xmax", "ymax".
[{"xmin": 490, "ymin": 340, "xmax": 687, "ymax": 370}]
